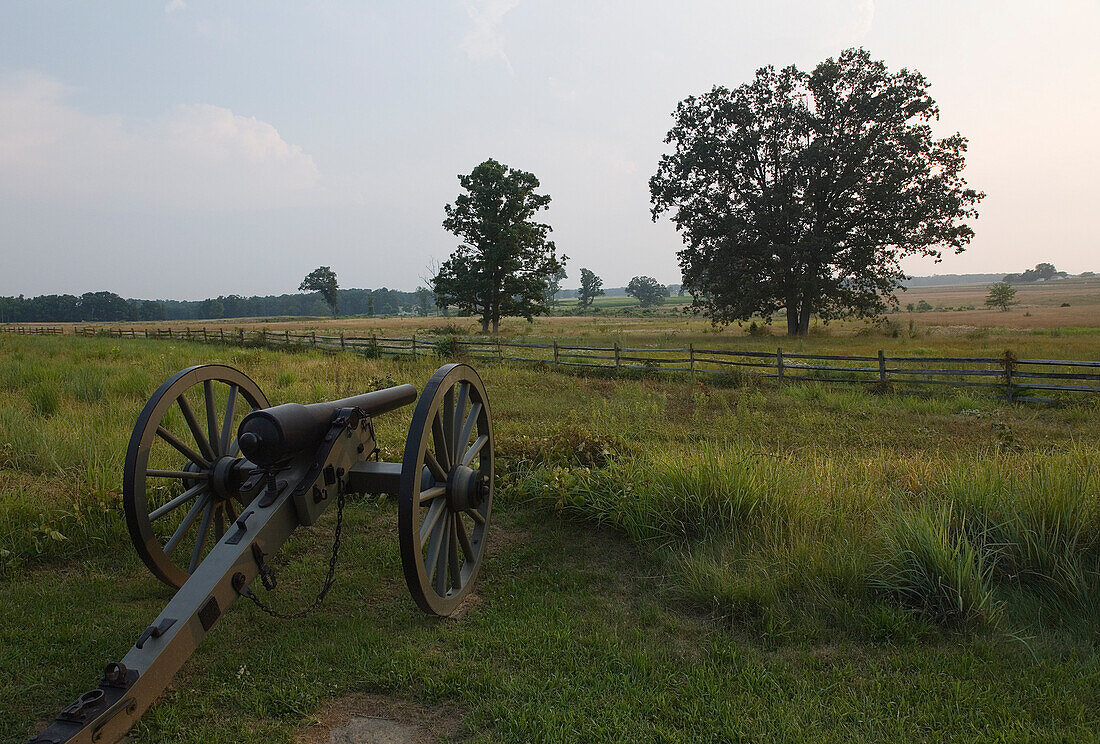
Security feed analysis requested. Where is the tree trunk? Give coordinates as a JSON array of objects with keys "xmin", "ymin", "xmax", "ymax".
[
  {"xmin": 786, "ymin": 298, "xmax": 812, "ymax": 336},
  {"xmin": 480, "ymin": 316, "xmax": 489, "ymax": 333},
  {"xmin": 491, "ymin": 316, "xmax": 499, "ymax": 334},
  {"xmin": 798, "ymin": 304, "xmax": 811, "ymax": 335},
  {"xmin": 786, "ymin": 311, "xmax": 800, "ymax": 336}
]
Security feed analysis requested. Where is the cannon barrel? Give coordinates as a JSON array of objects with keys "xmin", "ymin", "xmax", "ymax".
[{"xmin": 238, "ymin": 384, "xmax": 417, "ymax": 466}]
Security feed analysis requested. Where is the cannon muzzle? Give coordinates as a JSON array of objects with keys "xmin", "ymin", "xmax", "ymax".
[{"xmin": 238, "ymin": 384, "xmax": 417, "ymax": 466}]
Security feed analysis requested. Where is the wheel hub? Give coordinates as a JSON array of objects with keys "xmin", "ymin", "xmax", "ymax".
[
  {"xmin": 447, "ymin": 464, "xmax": 488, "ymax": 511},
  {"xmin": 209, "ymin": 456, "xmax": 243, "ymax": 500}
]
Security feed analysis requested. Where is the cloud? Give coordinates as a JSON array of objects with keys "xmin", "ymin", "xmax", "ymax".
[
  {"xmin": 0, "ymin": 71, "xmax": 328, "ymax": 211},
  {"xmin": 459, "ymin": 0, "xmax": 519, "ymax": 71},
  {"xmin": 164, "ymin": 0, "xmax": 186, "ymax": 14}
]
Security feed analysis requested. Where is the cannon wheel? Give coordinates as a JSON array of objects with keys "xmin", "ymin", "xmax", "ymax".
[
  {"xmin": 399, "ymin": 363, "xmax": 494, "ymax": 616},
  {"xmin": 123, "ymin": 365, "xmax": 269, "ymax": 588}
]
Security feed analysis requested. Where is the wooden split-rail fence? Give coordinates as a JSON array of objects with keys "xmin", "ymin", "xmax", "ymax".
[{"xmin": 5, "ymin": 324, "xmax": 1096, "ymax": 402}]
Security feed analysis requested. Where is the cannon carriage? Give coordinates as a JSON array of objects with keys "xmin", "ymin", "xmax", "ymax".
[{"xmin": 30, "ymin": 362, "xmax": 494, "ymax": 744}]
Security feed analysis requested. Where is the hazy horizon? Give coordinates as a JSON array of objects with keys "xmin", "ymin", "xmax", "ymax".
[{"xmin": 2, "ymin": 1, "xmax": 1098, "ymax": 300}]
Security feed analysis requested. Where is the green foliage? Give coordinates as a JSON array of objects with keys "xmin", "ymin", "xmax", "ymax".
[
  {"xmin": 299, "ymin": 266, "xmax": 340, "ymax": 316},
  {"xmin": 985, "ymin": 282, "xmax": 1019, "ymax": 312},
  {"xmin": 625, "ymin": 276, "xmax": 669, "ymax": 308},
  {"xmin": 1003, "ymin": 263, "xmax": 1068, "ymax": 284},
  {"xmin": 577, "ymin": 267, "xmax": 605, "ymax": 310},
  {"xmin": 433, "ymin": 158, "xmax": 565, "ymax": 333},
  {"xmin": 651, "ymin": 48, "xmax": 983, "ymax": 336}
]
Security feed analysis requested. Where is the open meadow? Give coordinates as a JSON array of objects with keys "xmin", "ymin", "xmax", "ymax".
[
  {"xmin": 1, "ymin": 327, "xmax": 1099, "ymax": 742},
  {"xmin": 36, "ymin": 277, "xmax": 1100, "ymax": 361}
]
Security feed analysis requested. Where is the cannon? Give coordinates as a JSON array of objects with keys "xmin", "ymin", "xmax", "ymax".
[{"xmin": 29, "ymin": 362, "xmax": 494, "ymax": 744}]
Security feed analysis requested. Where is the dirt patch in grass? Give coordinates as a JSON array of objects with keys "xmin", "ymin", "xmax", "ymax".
[
  {"xmin": 486, "ymin": 524, "xmax": 528, "ymax": 556},
  {"xmin": 296, "ymin": 693, "xmax": 463, "ymax": 744}
]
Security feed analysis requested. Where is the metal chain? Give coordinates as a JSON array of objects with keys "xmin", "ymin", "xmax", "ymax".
[{"xmin": 240, "ymin": 488, "xmax": 346, "ymax": 620}]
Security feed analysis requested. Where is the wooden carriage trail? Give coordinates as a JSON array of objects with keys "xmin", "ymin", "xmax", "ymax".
[{"xmin": 4, "ymin": 323, "xmax": 1099, "ymax": 401}]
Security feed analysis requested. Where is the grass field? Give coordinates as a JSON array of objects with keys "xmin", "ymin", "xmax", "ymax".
[
  {"xmin": 2, "ymin": 332, "xmax": 1099, "ymax": 742},
  {"xmin": 33, "ymin": 276, "xmax": 1100, "ymax": 361}
]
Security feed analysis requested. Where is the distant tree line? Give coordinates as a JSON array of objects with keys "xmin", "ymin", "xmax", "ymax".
[
  {"xmin": 0, "ymin": 292, "xmax": 167, "ymax": 323},
  {"xmin": 1002, "ymin": 263, "xmax": 1068, "ymax": 284},
  {"xmin": 1, "ymin": 287, "xmax": 432, "ymax": 323}
]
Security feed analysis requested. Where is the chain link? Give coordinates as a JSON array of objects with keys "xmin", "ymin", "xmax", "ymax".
[{"xmin": 240, "ymin": 488, "xmax": 346, "ymax": 620}]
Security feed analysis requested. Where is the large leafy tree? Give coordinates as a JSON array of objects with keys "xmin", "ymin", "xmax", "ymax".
[
  {"xmin": 577, "ymin": 268, "xmax": 605, "ymax": 310},
  {"xmin": 650, "ymin": 48, "xmax": 983, "ymax": 336},
  {"xmin": 626, "ymin": 276, "xmax": 670, "ymax": 308},
  {"xmin": 434, "ymin": 159, "xmax": 565, "ymax": 333},
  {"xmin": 299, "ymin": 266, "xmax": 339, "ymax": 316}
]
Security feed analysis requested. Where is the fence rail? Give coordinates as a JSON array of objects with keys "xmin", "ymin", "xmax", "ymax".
[{"xmin": 6, "ymin": 324, "xmax": 1098, "ymax": 401}]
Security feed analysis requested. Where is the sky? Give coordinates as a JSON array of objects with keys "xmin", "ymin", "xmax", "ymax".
[{"xmin": 0, "ymin": 0, "xmax": 1097, "ymax": 300}]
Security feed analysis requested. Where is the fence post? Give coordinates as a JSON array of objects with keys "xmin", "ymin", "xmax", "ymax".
[
  {"xmin": 553, "ymin": 341, "xmax": 559, "ymax": 367},
  {"xmin": 311, "ymin": 331, "xmax": 316, "ymax": 347},
  {"xmin": 261, "ymin": 328, "xmax": 267, "ymax": 347},
  {"xmin": 776, "ymin": 347, "xmax": 784, "ymax": 384},
  {"xmin": 202, "ymin": 327, "xmax": 208, "ymax": 343},
  {"xmin": 498, "ymin": 339, "xmax": 504, "ymax": 362},
  {"xmin": 689, "ymin": 344, "xmax": 695, "ymax": 379},
  {"xmin": 614, "ymin": 342, "xmax": 620, "ymax": 373},
  {"xmin": 878, "ymin": 349, "xmax": 887, "ymax": 383},
  {"xmin": 1003, "ymin": 350, "xmax": 1016, "ymax": 402},
  {"xmin": 411, "ymin": 334, "xmax": 417, "ymax": 358},
  {"xmin": 340, "ymin": 332, "xmax": 345, "ymax": 351},
  {"xmin": 284, "ymin": 330, "xmax": 290, "ymax": 346}
]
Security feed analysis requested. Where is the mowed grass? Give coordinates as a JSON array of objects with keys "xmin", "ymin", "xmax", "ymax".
[{"xmin": 1, "ymin": 334, "xmax": 1099, "ymax": 742}]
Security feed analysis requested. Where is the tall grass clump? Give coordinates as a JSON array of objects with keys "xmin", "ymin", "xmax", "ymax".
[
  {"xmin": 519, "ymin": 446, "xmax": 782, "ymax": 545},
  {"xmin": 936, "ymin": 450, "xmax": 1100, "ymax": 610},
  {"xmin": 872, "ymin": 504, "xmax": 996, "ymax": 628}
]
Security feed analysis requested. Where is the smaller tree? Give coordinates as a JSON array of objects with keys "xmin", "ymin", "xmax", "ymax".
[
  {"xmin": 544, "ymin": 266, "xmax": 567, "ymax": 307},
  {"xmin": 299, "ymin": 266, "xmax": 339, "ymax": 316},
  {"xmin": 985, "ymin": 282, "xmax": 1019, "ymax": 312},
  {"xmin": 625, "ymin": 276, "xmax": 669, "ymax": 308},
  {"xmin": 414, "ymin": 286, "xmax": 433, "ymax": 317},
  {"xmin": 577, "ymin": 268, "xmax": 605, "ymax": 310}
]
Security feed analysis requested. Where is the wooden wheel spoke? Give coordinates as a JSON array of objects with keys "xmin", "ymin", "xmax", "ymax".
[
  {"xmin": 219, "ymin": 384, "xmax": 238, "ymax": 456},
  {"xmin": 424, "ymin": 511, "xmax": 449, "ymax": 582},
  {"xmin": 419, "ymin": 498, "xmax": 447, "ymax": 547},
  {"xmin": 456, "ymin": 514, "xmax": 475, "ymax": 562},
  {"xmin": 434, "ymin": 514, "xmax": 452, "ymax": 595},
  {"xmin": 155, "ymin": 426, "xmax": 210, "ymax": 469},
  {"xmin": 465, "ymin": 507, "xmax": 486, "ymax": 526},
  {"xmin": 177, "ymin": 395, "xmax": 216, "ymax": 462},
  {"xmin": 148, "ymin": 483, "xmax": 206, "ymax": 521},
  {"xmin": 203, "ymin": 380, "xmax": 220, "ymax": 457},
  {"xmin": 224, "ymin": 498, "xmax": 239, "ymax": 522},
  {"xmin": 424, "ymin": 450, "xmax": 448, "ymax": 483},
  {"xmin": 419, "ymin": 485, "xmax": 446, "ymax": 505},
  {"xmin": 448, "ymin": 516, "xmax": 461, "ymax": 591},
  {"xmin": 459, "ymin": 401, "xmax": 481, "ymax": 453},
  {"xmin": 441, "ymin": 386, "xmax": 455, "ymax": 467},
  {"xmin": 214, "ymin": 505, "xmax": 225, "ymax": 541},
  {"xmin": 452, "ymin": 382, "xmax": 469, "ymax": 455},
  {"xmin": 462, "ymin": 435, "xmax": 488, "ymax": 466},
  {"xmin": 164, "ymin": 495, "xmax": 207, "ymax": 555},
  {"xmin": 188, "ymin": 501, "xmax": 215, "ymax": 572},
  {"xmin": 432, "ymin": 413, "xmax": 451, "ymax": 470}
]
